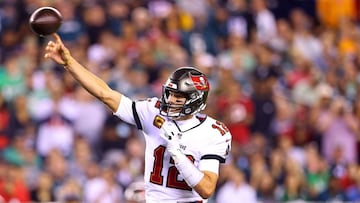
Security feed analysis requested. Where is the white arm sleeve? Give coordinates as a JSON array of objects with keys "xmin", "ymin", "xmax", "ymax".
[{"xmin": 198, "ymin": 159, "xmax": 220, "ymax": 175}]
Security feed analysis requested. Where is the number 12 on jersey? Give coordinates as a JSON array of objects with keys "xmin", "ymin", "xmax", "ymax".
[
  {"xmin": 150, "ymin": 145, "xmax": 195, "ymax": 190},
  {"xmin": 212, "ymin": 120, "xmax": 229, "ymax": 136}
]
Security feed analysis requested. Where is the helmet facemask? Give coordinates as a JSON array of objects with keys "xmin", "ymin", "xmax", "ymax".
[{"xmin": 160, "ymin": 87, "xmax": 207, "ymax": 119}]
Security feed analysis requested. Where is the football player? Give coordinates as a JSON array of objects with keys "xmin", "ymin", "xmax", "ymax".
[{"xmin": 44, "ymin": 34, "xmax": 232, "ymax": 203}]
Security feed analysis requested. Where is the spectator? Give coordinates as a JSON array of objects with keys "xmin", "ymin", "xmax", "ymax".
[
  {"xmin": 0, "ymin": 164, "xmax": 30, "ymax": 202},
  {"xmin": 316, "ymin": 0, "xmax": 357, "ymax": 29},
  {"xmin": 0, "ymin": 94, "xmax": 10, "ymax": 150},
  {"xmin": 281, "ymin": 169, "xmax": 306, "ymax": 201},
  {"xmin": 55, "ymin": 1, "xmax": 85, "ymax": 44},
  {"xmin": 30, "ymin": 172, "xmax": 56, "ymax": 202},
  {"xmin": 68, "ymin": 137, "xmax": 95, "ymax": 184},
  {"xmin": 344, "ymin": 171, "xmax": 360, "ymax": 201},
  {"xmin": 0, "ymin": 55, "xmax": 27, "ymax": 103},
  {"xmin": 36, "ymin": 109, "xmax": 75, "ymax": 157},
  {"xmin": 304, "ymin": 145, "xmax": 330, "ymax": 201},
  {"xmin": 3, "ymin": 130, "xmax": 41, "ymax": 188},
  {"xmin": 216, "ymin": 164, "xmax": 257, "ymax": 203},
  {"xmin": 44, "ymin": 150, "xmax": 69, "ymax": 191},
  {"xmin": 251, "ymin": 0, "xmax": 277, "ymax": 44},
  {"xmin": 56, "ymin": 178, "xmax": 82, "ymax": 202},
  {"xmin": 72, "ymin": 86, "xmax": 107, "ymax": 149},
  {"xmin": 313, "ymin": 96, "xmax": 358, "ymax": 164},
  {"xmin": 290, "ymin": 8, "xmax": 323, "ymax": 64},
  {"xmin": 83, "ymin": 164, "xmax": 123, "ymax": 203},
  {"xmin": 215, "ymin": 76, "xmax": 253, "ymax": 147}
]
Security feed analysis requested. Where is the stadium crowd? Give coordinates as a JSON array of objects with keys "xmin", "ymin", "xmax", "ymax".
[{"xmin": 1, "ymin": 0, "xmax": 360, "ymax": 202}]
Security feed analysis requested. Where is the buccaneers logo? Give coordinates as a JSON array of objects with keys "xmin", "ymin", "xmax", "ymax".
[{"xmin": 190, "ymin": 75, "xmax": 210, "ymax": 91}]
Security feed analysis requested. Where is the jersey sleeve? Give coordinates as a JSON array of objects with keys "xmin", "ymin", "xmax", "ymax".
[
  {"xmin": 201, "ymin": 131, "xmax": 232, "ymax": 164},
  {"xmin": 113, "ymin": 96, "xmax": 159, "ymax": 130},
  {"xmin": 113, "ymin": 95, "xmax": 136, "ymax": 126}
]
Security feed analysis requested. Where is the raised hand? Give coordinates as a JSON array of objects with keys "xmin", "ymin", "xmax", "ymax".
[{"xmin": 44, "ymin": 33, "xmax": 72, "ymax": 67}]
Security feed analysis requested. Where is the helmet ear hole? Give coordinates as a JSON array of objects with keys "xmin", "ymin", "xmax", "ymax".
[
  {"xmin": 189, "ymin": 92, "xmax": 198, "ymax": 99},
  {"xmin": 184, "ymin": 107, "xmax": 192, "ymax": 114}
]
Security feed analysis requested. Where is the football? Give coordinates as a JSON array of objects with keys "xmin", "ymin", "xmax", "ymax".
[{"xmin": 29, "ymin": 7, "xmax": 62, "ymax": 36}]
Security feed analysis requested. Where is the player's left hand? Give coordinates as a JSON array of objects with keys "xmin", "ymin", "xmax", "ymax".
[{"xmin": 160, "ymin": 122, "xmax": 182, "ymax": 157}]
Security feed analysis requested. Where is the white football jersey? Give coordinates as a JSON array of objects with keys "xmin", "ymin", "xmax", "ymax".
[{"xmin": 114, "ymin": 96, "xmax": 232, "ymax": 203}]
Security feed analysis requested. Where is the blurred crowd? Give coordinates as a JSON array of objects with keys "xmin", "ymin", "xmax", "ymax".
[{"xmin": 1, "ymin": 0, "xmax": 360, "ymax": 202}]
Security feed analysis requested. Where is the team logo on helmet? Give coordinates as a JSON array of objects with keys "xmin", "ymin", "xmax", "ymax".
[{"xmin": 190, "ymin": 75, "xmax": 209, "ymax": 91}]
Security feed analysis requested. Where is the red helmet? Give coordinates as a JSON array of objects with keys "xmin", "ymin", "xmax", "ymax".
[{"xmin": 160, "ymin": 67, "xmax": 210, "ymax": 119}]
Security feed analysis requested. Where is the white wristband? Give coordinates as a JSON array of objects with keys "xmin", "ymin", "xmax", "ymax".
[{"xmin": 172, "ymin": 150, "xmax": 204, "ymax": 187}]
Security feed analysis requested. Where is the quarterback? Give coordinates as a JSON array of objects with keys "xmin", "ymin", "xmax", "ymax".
[{"xmin": 44, "ymin": 34, "xmax": 232, "ymax": 203}]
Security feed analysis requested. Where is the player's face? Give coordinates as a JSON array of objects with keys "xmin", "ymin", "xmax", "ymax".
[{"xmin": 166, "ymin": 91, "xmax": 187, "ymax": 113}]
